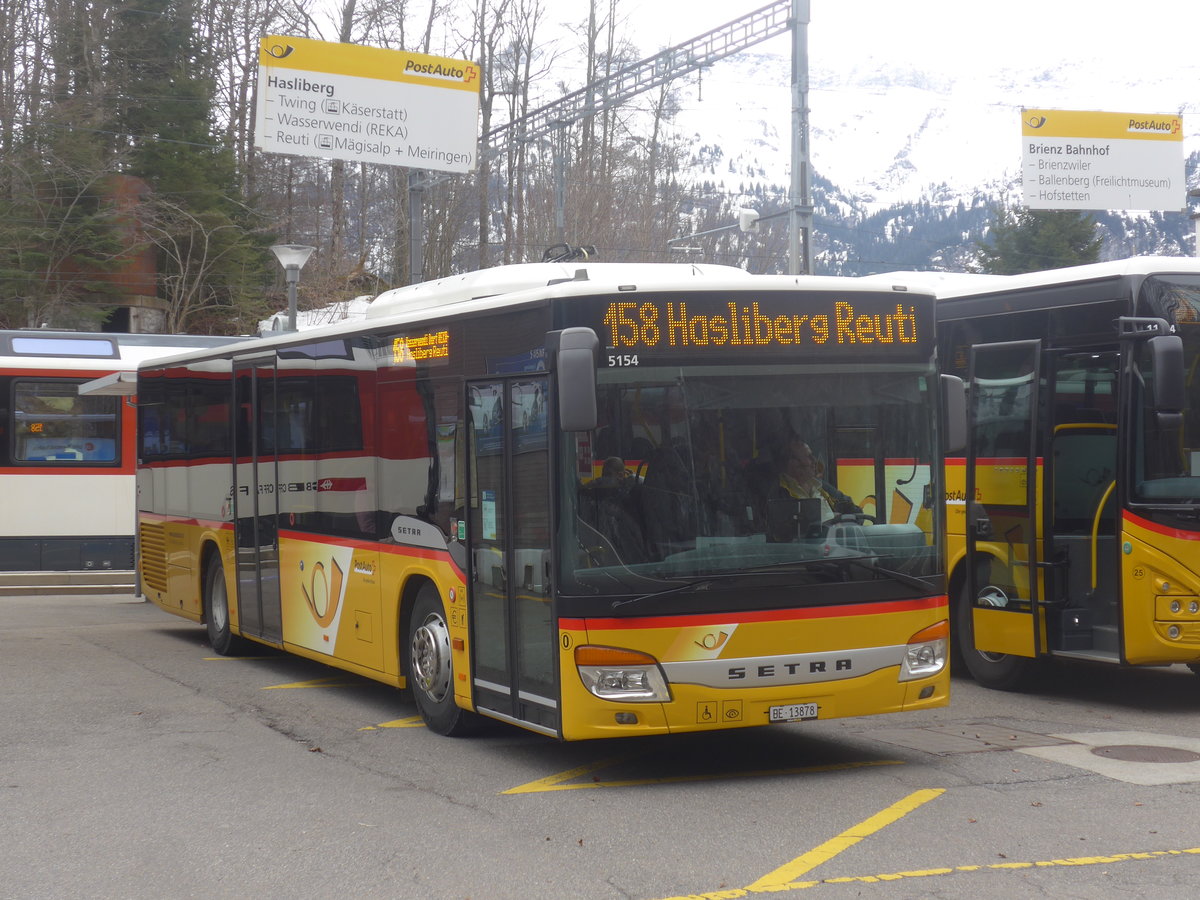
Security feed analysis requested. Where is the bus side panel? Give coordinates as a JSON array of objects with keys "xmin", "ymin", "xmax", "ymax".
[
  {"xmin": 267, "ymin": 533, "xmax": 470, "ymax": 688},
  {"xmin": 1121, "ymin": 513, "xmax": 1200, "ymax": 665},
  {"xmin": 2, "ymin": 471, "xmax": 133, "ymax": 537},
  {"xmin": 558, "ymin": 599, "xmax": 949, "ymax": 741},
  {"xmin": 278, "ymin": 534, "xmax": 384, "ymax": 672}
]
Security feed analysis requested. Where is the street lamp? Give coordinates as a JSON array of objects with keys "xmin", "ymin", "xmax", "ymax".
[{"xmin": 270, "ymin": 244, "xmax": 316, "ymax": 332}]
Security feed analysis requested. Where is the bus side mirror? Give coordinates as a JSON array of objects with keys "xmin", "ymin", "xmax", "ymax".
[
  {"xmin": 941, "ymin": 374, "xmax": 966, "ymax": 454},
  {"xmin": 547, "ymin": 327, "xmax": 598, "ymax": 432},
  {"xmin": 1148, "ymin": 334, "xmax": 1185, "ymax": 412}
]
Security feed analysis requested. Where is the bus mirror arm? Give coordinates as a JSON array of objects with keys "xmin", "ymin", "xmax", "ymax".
[
  {"xmin": 941, "ymin": 374, "xmax": 967, "ymax": 453},
  {"xmin": 547, "ymin": 327, "xmax": 599, "ymax": 432}
]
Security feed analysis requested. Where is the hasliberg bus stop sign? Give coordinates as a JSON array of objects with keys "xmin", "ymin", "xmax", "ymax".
[
  {"xmin": 255, "ymin": 35, "xmax": 480, "ymax": 173},
  {"xmin": 1021, "ymin": 108, "xmax": 1183, "ymax": 211}
]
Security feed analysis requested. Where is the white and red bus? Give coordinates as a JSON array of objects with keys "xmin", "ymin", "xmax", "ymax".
[{"xmin": 0, "ymin": 330, "xmax": 244, "ymax": 574}]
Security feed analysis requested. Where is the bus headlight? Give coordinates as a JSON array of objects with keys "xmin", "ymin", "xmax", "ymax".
[
  {"xmin": 575, "ymin": 646, "xmax": 671, "ymax": 702},
  {"xmin": 900, "ymin": 620, "xmax": 948, "ymax": 682}
]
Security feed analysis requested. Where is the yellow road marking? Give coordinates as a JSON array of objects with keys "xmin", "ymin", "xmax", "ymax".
[
  {"xmin": 503, "ymin": 756, "xmax": 636, "ymax": 794},
  {"xmin": 654, "ymin": 847, "xmax": 1200, "ymax": 898},
  {"xmin": 262, "ymin": 676, "xmax": 358, "ymax": 689},
  {"xmin": 746, "ymin": 788, "xmax": 944, "ymax": 890},
  {"xmin": 503, "ymin": 758, "xmax": 903, "ymax": 795},
  {"xmin": 360, "ymin": 715, "xmax": 426, "ymax": 731}
]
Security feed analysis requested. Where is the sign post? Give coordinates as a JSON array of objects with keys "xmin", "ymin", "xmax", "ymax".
[
  {"xmin": 1021, "ymin": 109, "xmax": 1183, "ymax": 211},
  {"xmin": 255, "ymin": 35, "xmax": 480, "ymax": 173}
]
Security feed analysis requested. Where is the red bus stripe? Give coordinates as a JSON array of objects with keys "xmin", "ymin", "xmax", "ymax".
[
  {"xmin": 1124, "ymin": 510, "xmax": 1200, "ymax": 541},
  {"xmin": 561, "ymin": 595, "xmax": 947, "ymax": 631}
]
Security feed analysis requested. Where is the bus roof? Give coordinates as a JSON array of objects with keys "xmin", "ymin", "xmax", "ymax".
[
  {"xmin": 861, "ymin": 256, "xmax": 1200, "ymax": 302},
  {"xmin": 0, "ymin": 330, "xmax": 249, "ymax": 372},
  {"xmin": 365, "ymin": 262, "xmax": 752, "ymax": 319},
  {"xmin": 366, "ymin": 261, "xmax": 934, "ymax": 320},
  {"xmin": 133, "ymin": 262, "xmax": 938, "ymax": 370}
]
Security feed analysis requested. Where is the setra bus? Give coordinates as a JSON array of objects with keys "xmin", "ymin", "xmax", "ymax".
[
  {"xmin": 934, "ymin": 257, "xmax": 1200, "ymax": 689},
  {"xmin": 0, "ymin": 329, "xmax": 244, "ymax": 573},
  {"xmin": 136, "ymin": 262, "xmax": 962, "ymax": 739}
]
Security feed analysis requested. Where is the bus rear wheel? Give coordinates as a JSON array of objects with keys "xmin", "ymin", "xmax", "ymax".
[
  {"xmin": 955, "ymin": 565, "xmax": 1036, "ymax": 691},
  {"xmin": 204, "ymin": 556, "xmax": 239, "ymax": 656},
  {"xmin": 407, "ymin": 584, "xmax": 479, "ymax": 736}
]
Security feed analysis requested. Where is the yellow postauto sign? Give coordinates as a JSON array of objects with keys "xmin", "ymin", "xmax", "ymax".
[
  {"xmin": 255, "ymin": 35, "xmax": 480, "ymax": 173},
  {"xmin": 1021, "ymin": 108, "xmax": 1184, "ymax": 211}
]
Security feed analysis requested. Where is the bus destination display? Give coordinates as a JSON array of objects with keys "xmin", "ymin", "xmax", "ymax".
[{"xmin": 585, "ymin": 291, "xmax": 933, "ymax": 365}]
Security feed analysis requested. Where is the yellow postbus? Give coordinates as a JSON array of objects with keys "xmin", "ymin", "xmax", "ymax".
[
  {"xmin": 135, "ymin": 262, "xmax": 959, "ymax": 739},
  {"xmin": 935, "ymin": 257, "xmax": 1199, "ymax": 689}
]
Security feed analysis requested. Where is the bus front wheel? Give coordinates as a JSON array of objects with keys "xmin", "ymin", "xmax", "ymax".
[
  {"xmin": 955, "ymin": 567, "xmax": 1036, "ymax": 691},
  {"xmin": 204, "ymin": 556, "xmax": 238, "ymax": 656},
  {"xmin": 407, "ymin": 584, "xmax": 479, "ymax": 736}
]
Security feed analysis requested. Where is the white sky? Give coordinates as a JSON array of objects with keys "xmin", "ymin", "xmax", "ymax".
[
  {"xmin": 547, "ymin": 0, "xmax": 1200, "ymax": 120},
  {"xmin": 602, "ymin": 0, "xmax": 1197, "ymax": 75},
  {"xmin": 541, "ymin": 0, "xmax": 1199, "ymax": 206}
]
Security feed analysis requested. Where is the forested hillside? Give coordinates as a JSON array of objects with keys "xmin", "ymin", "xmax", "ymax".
[{"xmin": 1, "ymin": 0, "xmax": 1196, "ymax": 332}]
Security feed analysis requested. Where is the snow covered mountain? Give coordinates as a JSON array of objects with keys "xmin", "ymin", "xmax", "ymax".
[{"xmin": 656, "ymin": 48, "xmax": 1200, "ymax": 271}]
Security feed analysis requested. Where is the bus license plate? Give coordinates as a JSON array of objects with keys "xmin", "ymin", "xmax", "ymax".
[{"xmin": 769, "ymin": 703, "xmax": 818, "ymax": 723}]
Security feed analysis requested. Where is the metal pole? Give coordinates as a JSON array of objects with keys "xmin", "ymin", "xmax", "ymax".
[
  {"xmin": 1189, "ymin": 189, "xmax": 1200, "ymax": 259},
  {"xmin": 789, "ymin": 0, "xmax": 813, "ymax": 275},
  {"xmin": 554, "ymin": 127, "xmax": 567, "ymax": 244},
  {"xmin": 285, "ymin": 267, "xmax": 300, "ymax": 332},
  {"xmin": 408, "ymin": 169, "xmax": 425, "ymax": 284}
]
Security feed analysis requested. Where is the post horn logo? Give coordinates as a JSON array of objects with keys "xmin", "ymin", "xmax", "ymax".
[
  {"xmin": 694, "ymin": 631, "xmax": 730, "ymax": 652},
  {"xmin": 266, "ymin": 43, "xmax": 295, "ymax": 60},
  {"xmin": 1025, "ymin": 115, "xmax": 1047, "ymax": 129},
  {"xmin": 301, "ymin": 557, "xmax": 344, "ymax": 627}
]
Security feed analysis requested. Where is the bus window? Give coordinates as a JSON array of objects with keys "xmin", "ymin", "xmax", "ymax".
[
  {"xmin": 13, "ymin": 381, "xmax": 118, "ymax": 463},
  {"xmin": 1051, "ymin": 353, "xmax": 1118, "ymax": 534},
  {"xmin": 561, "ymin": 366, "xmax": 939, "ymax": 593}
]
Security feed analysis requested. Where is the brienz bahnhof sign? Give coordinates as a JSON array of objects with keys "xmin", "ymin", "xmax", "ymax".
[{"xmin": 1021, "ymin": 108, "xmax": 1184, "ymax": 211}]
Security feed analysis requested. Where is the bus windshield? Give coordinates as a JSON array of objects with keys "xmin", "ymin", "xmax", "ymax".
[
  {"xmin": 558, "ymin": 363, "xmax": 939, "ymax": 596},
  {"xmin": 1134, "ymin": 276, "xmax": 1200, "ymax": 505}
]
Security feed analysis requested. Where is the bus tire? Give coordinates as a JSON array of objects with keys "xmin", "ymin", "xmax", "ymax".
[
  {"xmin": 204, "ymin": 556, "xmax": 238, "ymax": 656},
  {"xmin": 407, "ymin": 584, "xmax": 478, "ymax": 736},
  {"xmin": 955, "ymin": 565, "xmax": 1036, "ymax": 691}
]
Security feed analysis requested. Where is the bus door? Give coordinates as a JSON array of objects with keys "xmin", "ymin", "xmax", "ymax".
[
  {"xmin": 232, "ymin": 356, "xmax": 282, "ymax": 643},
  {"xmin": 965, "ymin": 341, "xmax": 1042, "ymax": 658},
  {"xmin": 1046, "ymin": 351, "xmax": 1120, "ymax": 656},
  {"xmin": 466, "ymin": 376, "xmax": 557, "ymax": 735}
]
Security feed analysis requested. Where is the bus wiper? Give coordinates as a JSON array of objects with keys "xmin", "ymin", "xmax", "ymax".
[
  {"xmin": 609, "ymin": 569, "xmax": 805, "ymax": 610},
  {"xmin": 841, "ymin": 556, "xmax": 932, "ymax": 592},
  {"xmin": 741, "ymin": 556, "xmax": 930, "ymax": 592},
  {"xmin": 610, "ymin": 576, "xmax": 724, "ymax": 609}
]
